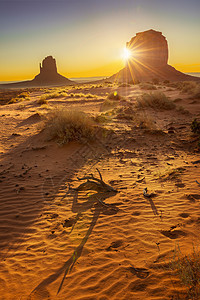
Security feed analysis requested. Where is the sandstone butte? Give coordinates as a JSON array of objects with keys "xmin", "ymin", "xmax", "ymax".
[
  {"xmin": 110, "ymin": 29, "xmax": 200, "ymax": 83},
  {"xmin": 0, "ymin": 29, "xmax": 199, "ymax": 88},
  {"xmin": 0, "ymin": 56, "xmax": 74, "ymax": 88}
]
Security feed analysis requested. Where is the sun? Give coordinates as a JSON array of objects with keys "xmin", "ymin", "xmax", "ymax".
[{"xmin": 122, "ymin": 47, "xmax": 132, "ymax": 61}]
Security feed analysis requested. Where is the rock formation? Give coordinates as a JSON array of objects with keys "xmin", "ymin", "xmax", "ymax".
[
  {"xmin": 0, "ymin": 56, "xmax": 74, "ymax": 88},
  {"xmin": 40, "ymin": 56, "xmax": 58, "ymax": 75},
  {"xmin": 110, "ymin": 29, "xmax": 199, "ymax": 83},
  {"xmin": 33, "ymin": 56, "xmax": 73, "ymax": 86}
]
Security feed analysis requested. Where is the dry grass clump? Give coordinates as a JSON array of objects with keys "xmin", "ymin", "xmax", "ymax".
[
  {"xmin": 134, "ymin": 111, "xmax": 158, "ymax": 130},
  {"xmin": 40, "ymin": 92, "xmax": 68, "ymax": 101},
  {"xmin": 37, "ymin": 98, "xmax": 48, "ymax": 105},
  {"xmin": 94, "ymin": 111, "xmax": 114, "ymax": 123},
  {"xmin": 43, "ymin": 108, "xmax": 95, "ymax": 145},
  {"xmin": 179, "ymin": 81, "xmax": 197, "ymax": 93},
  {"xmin": 116, "ymin": 105, "xmax": 135, "ymax": 120},
  {"xmin": 85, "ymin": 93, "xmax": 97, "ymax": 99},
  {"xmin": 136, "ymin": 92, "xmax": 176, "ymax": 110},
  {"xmin": 170, "ymin": 246, "xmax": 200, "ymax": 299},
  {"xmin": 100, "ymin": 99, "xmax": 118, "ymax": 111},
  {"xmin": 171, "ymin": 81, "xmax": 200, "ymax": 98},
  {"xmin": 18, "ymin": 91, "xmax": 30, "ymax": 98},
  {"xmin": 7, "ymin": 91, "xmax": 30, "ymax": 104},
  {"xmin": 73, "ymin": 93, "xmax": 85, "ymax": 98},
  {"xmin": 116, "ymin": 104, "xmax": 158, "ymax": 130}
]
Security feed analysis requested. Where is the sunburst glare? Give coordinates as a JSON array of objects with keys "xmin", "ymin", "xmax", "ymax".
[{"xmin": 122, "ymin": 47, "xmax": 132, "ymax": 61}]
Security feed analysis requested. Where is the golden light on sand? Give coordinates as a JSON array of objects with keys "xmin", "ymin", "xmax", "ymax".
[{"xmin": 122, "ymin": 47, "xmax": 132, "ymax": 61}]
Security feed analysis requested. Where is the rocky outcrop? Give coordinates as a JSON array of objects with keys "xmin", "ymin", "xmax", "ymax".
[
  {"xmin": 0, "ymin": 56, "xmax": 74, "ymax": 88},
  {"xmin": 110, "ymin": 29, "xmax": 200, "ymax": 83}
]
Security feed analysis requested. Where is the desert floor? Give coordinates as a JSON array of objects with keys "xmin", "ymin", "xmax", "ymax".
[{"xmin": 0, "ymin": 82, "xmax": 200, "ymax": 299}]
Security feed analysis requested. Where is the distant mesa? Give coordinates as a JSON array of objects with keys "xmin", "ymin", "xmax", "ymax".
[
  {"xmin": 110, "ymin": 29, "xmax": 200, "ymax": 83},
  {"xmin": 0, "ymin": 56, "xmax": 74, "ymax": 88},
  {"xmin": 33, "ymin": 56, "xmax": 73, "ymax": 86}
]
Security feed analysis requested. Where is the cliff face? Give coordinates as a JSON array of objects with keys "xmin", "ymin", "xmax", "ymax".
[{"xmin": 110, "ymin": 29, "xmax": 199, "ymax": 83}]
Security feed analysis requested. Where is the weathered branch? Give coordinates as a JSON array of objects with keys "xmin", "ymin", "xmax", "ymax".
[{"xmin": 77, "ymin": 169, "xmax": 117, "ymax": 193}]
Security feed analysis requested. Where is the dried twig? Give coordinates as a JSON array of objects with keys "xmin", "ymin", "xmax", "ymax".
[{"xmin": 77, "ymin": 169, "xmax": 117, "ymax": 192}]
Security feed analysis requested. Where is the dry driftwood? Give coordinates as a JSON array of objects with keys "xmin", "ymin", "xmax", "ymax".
[{"xmin": 76, "ymin": 168, "xmax": 117, "ymax": 193}]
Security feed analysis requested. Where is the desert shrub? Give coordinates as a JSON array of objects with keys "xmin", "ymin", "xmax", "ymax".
[
  {"xmin": 180, "ymin": 81, "xmax": 197, "ymax": 93},
  {"xmin": 107, "ymin": 91, "xmax": 121, "ymax": 100},
  {"xmin": 191, "ymin": 119, "xmax": 200, "ymax": 134},
  {"xmin": 39, "ymin": 93, "xmax": 56, "ymax": 100},
  {"xmin": 43, "ymin": 109, "xmax": 95, "ymax": 145},
  {"xmin": 94, "ymin": 112, "xmax": 113, "ymax": 123},
  {"xmin": 116, "ymin": 105, "xmax": 135, "ymax": 120},
  {"xmin": 8, "ymin": 98, "xmax": 19, "ymax": 104},
  {"xmin": 139, "ymin": 83, "xmax": 157, "ymax": 90},
  {"xmin": 58, "ymin": 91, "xmax": 68, "ymax": 97},
  {"xmin": 0, "ymin": 89, "xmax": 31, "ymax": 105},
  {"xmin": 136, "ymin": 92, "xmax": 176, "ymax": 110},
  {"xmin": 18, "ymin": 92, "xmax": 29, "ymax": 98},
  {"xmin": 170, "ymin": 246, "xmax": 200, "ymax": 299},
  {"xmin": 37, "ymin": 98, "xmax": 48, "ymax": 105},
  {"xmin": 134, "ymin": 111, "xmax": 157, "ymax": 130},
  {"xmin": 100, "ymin": 99, "xmax": 118, "ymax": 111}
]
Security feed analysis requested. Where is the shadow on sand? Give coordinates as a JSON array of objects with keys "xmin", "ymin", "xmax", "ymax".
[{"xmin": 28, "ymin": 180, "xmax": 118, "ymax": 299}]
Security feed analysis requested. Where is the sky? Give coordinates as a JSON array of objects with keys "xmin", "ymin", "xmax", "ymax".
[{"xmin": 0, "ymin": 0, "xmax": 200, "ymax": 81}]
